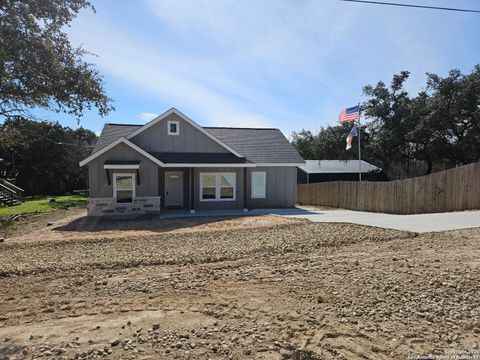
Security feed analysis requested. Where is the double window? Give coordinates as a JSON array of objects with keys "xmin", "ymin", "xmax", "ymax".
[
  {"xmin": 113, "ymin": 173, "xmax": 135, "ymax": 203},
  {"xmin": 251, "ymin": 171, "xmax": 266, "ymax": 199},
  {"xmin": 200, "ymin": 173, "xmax": 236, "ymax": 201}
]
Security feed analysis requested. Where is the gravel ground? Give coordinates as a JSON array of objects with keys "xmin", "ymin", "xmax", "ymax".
[
  {"xmin": 4, "ymin": 208, "xmax": 298, "ymax": 244},
  {"xmin": 0, "ymin": 221, "xmax": 479, "ymax": 360}
]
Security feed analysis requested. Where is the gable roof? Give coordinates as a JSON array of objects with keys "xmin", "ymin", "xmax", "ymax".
[
  {"xmin": 83, "ymin": 109, "xmax": 305, "ymax": 166},
  {"xmin": 79, "ymin": 137, "xmax": 165, "ymax": 167},
  {"xmin": 125, "ymin": 108, "xmax": 243, "ymax": 157},
  {"xmin": 299, "ymin": 160, "xmax": 380, "ymax": 174},
  {"xmin": 205, "ymin": 127, "xmax": 304, "ymax": 164}
]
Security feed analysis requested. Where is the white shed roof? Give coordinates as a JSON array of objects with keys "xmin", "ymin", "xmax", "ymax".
[{"xmin": 298, "ymin": 160, "xmax": 380, "ymax": 174}]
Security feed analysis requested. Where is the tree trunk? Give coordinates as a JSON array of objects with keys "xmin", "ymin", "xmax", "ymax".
[{"xmin": 426, "ymin": 158, "xmax": 433, "ymax": 175}]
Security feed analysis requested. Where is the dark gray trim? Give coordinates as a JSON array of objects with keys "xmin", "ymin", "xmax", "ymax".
[
  {"xmin": 150, "ymin": 152, "xmax": 246, "ymax": 164},
  {"xmin": 104, "ymin": 160, "xmax": 141, "ymax": 165}
]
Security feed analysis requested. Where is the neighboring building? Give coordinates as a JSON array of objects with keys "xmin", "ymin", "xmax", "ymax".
[
  {"xmin": 80, "ymin": 108, "xmax": 304, "ymax": 216},
  {"xmin": 297, "ymin": 160, "xmax": 385, "ymax": 184}
]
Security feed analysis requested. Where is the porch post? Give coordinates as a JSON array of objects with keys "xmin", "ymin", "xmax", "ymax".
[
  {"xmin": 243, "ymin": 167, "xmax": 248, "ymax": 212},
  {"xmin": 190, "ymin": 167, "xmax": 195, "ymax": 214}
]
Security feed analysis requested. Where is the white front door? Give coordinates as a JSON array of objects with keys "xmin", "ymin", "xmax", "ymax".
[{"xmin": 165, "ymin": 171, "xmax": 183, "ymax": 207}]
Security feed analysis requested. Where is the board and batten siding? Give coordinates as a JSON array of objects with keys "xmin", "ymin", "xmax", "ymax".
[
  {"xmin": 129, "ymin": 113, "xmax": 229, "ymax": 153},
  {"xmin": 88, "ymin": 142, "xmax": 158, "ymax": 198},
  {"xmin": 247, "ymin": 167, "xmax": 297, "ymax": 208}
]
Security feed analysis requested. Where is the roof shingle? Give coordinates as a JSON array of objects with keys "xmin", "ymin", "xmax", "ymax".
[
  {"xmin": 92, "ymin": 124, "xmax": 141, "ymax": 153},
  {"xmin": 92, "ymin": 123, "xmax": 304, "ymax": 165},
  {"xmin": 204, "ymin": 127, "xmax": 304, "ymax": 164}
]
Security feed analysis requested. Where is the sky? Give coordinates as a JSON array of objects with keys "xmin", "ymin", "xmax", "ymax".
[{"xmin": 33, "ymin": 0, "xmax": 480, "ymax": 137}]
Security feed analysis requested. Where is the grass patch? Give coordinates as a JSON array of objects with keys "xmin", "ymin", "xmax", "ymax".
[{"xmin": 0, "ymin": 195, "xmax": 86, "ymax": 217}]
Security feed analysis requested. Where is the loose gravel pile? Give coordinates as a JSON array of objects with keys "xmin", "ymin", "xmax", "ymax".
[{"xmin": 0, "ymin": 222, "xmax": 409, "ymax": 276}]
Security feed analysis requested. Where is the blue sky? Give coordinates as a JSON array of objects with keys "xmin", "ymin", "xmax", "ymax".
[{"xmin": 35, "ymin": 0, "xmax": 480, "ymax": 136}]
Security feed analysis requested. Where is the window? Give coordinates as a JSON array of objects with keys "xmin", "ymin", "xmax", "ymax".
[
  {"xmin": 200, "ymin": 173, "xmax": 236, "ymax": 201},
  {"xmin": 251, "ymin": 171, "xmax": 266, "ymax": 199},
  {"xmin": 167, "ymin": 120, "xmax": 179, "ymax": 135},
  {"xmin": 113, "ymin": 173, "xmax": 135, "ymax": 203}
]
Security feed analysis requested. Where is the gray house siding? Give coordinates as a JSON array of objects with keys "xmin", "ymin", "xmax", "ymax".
[
  {"xmin": 130, "ymin": 113, "xmax": 229, "ymax": 153},
  {"xmin": 247, "ymin": 167, "xmax": 297, "ymax": 208},
  {"xmin": 88, "ymin": 142, "xmax": 158, "ymax": 198}
]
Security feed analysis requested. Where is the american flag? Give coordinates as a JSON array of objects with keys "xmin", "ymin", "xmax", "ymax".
[{"xmin": 339, "ymin": 105, "xmax": 360, "ymax": 123}]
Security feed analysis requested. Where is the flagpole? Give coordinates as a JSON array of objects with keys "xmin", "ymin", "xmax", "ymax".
[{"xmin": 357, "ymin": 103, "xmax": 362, "ymax": 182}]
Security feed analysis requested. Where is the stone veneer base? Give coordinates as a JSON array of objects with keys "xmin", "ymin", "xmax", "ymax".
[{"xmin": 87, "ymin": 197, "xmax": 161, "ymax": 216}]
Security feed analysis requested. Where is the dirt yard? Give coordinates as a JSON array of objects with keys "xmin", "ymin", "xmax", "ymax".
[
  {"xmin": 2, "ymin": 208, "xmax": 299, "ymax": 244},
  {"xmin": 0, "ymin": 209, "xmax": 479, "ymax": 359}
]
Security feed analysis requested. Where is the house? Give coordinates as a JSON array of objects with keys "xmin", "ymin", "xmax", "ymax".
[
  {"xmin": 297, "ymin": 160, "xmax": 385, "ymax": 184},
  {"xmin": 79, "ymin": 108, "xmax": 305, "ymax": 216}
]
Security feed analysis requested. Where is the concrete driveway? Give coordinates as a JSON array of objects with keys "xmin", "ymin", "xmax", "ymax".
[{"xmin": 249, "ymin": 208, "xmax": 480, "ymax": 233}]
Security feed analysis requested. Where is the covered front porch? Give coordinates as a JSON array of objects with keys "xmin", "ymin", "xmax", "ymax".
[{"xmin": 159, "ymin": 166, "xmax": 250, "ymax": 213}]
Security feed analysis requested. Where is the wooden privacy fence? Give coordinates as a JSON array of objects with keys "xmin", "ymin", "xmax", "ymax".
[{"xmin": 297, "ymin": 162, "xmax": 480, "ymax": 214}]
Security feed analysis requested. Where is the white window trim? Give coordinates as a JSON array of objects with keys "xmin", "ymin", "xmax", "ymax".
[
  {"xmin": 113, "ymin": 173, "xmax": 136, "ymax": 204},
  {"xmin": 200, "ymin": 172, "xmax": 236, "ymax": 202},
  {"xmin": 167, "ymin": 120, "xmax": 180, "ymax": 135},
  {"xmin": 104, "ymin": 164, "xmax": 140, "ymax": 170},
  {"xmin": 251, "ymin": 171, "xmax": 266, "ymax": 199}
]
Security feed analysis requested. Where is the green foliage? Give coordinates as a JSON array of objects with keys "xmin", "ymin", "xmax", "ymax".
[
  {"xmin": 0, "ymin": 117, "xmax": 96, "ymax": 195},
  {"xmin": 0, "ymin": 194, "xmax": 86, "ymax": 217},
  {"xmin": 291, "ymin": 66, "xmax": 480, "ymax": 180},
  {"xmin": 292, "ymin": 123, "xmax": 369, "ymax": 161},
  {"xmin": 0, "ymin": 0, "xmax": 113, "ymax": 121}
]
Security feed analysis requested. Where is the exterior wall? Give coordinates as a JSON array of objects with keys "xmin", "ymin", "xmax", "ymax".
[
  {"xmin": 246, "ymin": 167, "xmax": 297, "ymax": 208},
  {"xmin": 190, "ymin": 166, "xmax": 297, "ymax": 211},
  {"xmin": 87, "ymin": 196, "xmax": 161, "ymax": 216},
  {"xmin": 86, "ymin": 140, "xmax": 297, "ymax": 214},
  {"xmin": 130, "ymin": 113, "xmax": 229, "ymax": 153},
  {"xmin": 297, "ymin": 168, "xmax": 308, "ymax": 184},
  {"xmin": 88, "ymin": 142, "xmax": 159, "ymax": 198},
  {"xmin": 194, "ymin": 167, "xmax": 244, "ymax": 211}
]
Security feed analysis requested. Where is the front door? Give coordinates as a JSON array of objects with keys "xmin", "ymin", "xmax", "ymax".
[{"xmin": 165, "ymin": 171, "xmax": 183, "ymax": 208}]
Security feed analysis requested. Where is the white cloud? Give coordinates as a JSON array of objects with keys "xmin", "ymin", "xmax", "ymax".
[
  {"xmin": 138, "ymin": 112, "xmax": 159, "ymax": 122},
  {"xmin": 67, "ymin": 0, "xmax": 475, "ymax": 135},
  {"xmin": 68, "ymin": 15, "xmax": 276, "ymax": 129}
]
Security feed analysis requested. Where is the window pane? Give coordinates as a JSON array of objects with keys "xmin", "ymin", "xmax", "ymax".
[
  {"xmin": 202, "ymin": 174, "xmax": 216, "ymax": 187},
  {"xmin": 220, "ymin": 174, "xmax": 235, "ymax": 187},
  {"xmin": 116, "ymin": 190, "xmax": 133, "ymax": 203},
  {"xmin": 252, "ymin": 172, "xmax": 266, "ymax": 198},
  {"xmin": 220, "ymin": 187, "xmax": 234, "ymax": 199},
  {"xmin": 116, "ymin": 175, "xmax": 133, "ymax": 190},
  {"xmin": 169, "ymin": 123, "xmax": 177, "ymax": 133},
  {"xmin": 202, "ymin": 187, "xmax": 216, "ymax": 199}
]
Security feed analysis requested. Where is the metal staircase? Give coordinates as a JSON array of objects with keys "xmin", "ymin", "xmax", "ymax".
[{"xmin": 0, "ymin": 179, "xmax": 24, "ymax": 207}]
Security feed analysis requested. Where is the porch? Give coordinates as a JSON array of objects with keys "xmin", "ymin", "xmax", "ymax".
[{"xmin": 159, "ymin": 167, "xmax": 248, "ymax": 213}]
